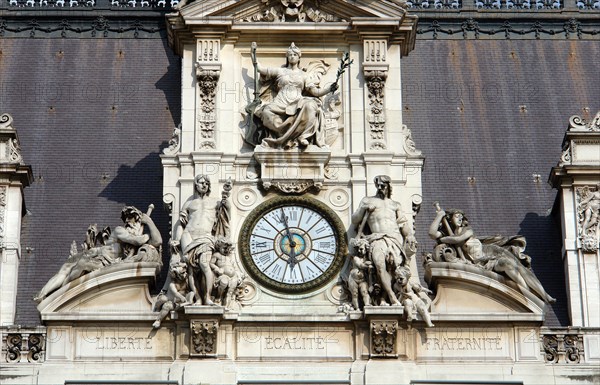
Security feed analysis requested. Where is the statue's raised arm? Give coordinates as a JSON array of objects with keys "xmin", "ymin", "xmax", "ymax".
[{"xmin": 249, "ymin": 42, "xmax": 336, "ymax": 150}]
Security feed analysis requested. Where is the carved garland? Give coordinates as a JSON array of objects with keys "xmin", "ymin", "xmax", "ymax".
[
  {"xmin": 196, "ymin": 68, "xmax": 220, "ymax": 150},
  {"xmin": 196, "ymin": 39, "xmax": 221, "ymax": 150},
  {"xmin": 364, "ymin": 70, "xmax": 388, "ymax": 150}
]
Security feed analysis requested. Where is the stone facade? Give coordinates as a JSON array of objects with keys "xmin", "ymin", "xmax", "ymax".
[{"xmin": 1, "ymin": 1, "xmax": 599, "ymax": 385}]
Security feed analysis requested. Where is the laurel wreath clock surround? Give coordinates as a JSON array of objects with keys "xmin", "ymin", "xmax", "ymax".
[{"xmin": 239, "ymin": 195, "xmax": 347, "ymax": 294}]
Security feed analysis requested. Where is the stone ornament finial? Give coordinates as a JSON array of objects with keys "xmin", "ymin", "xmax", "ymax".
[
  {"xmin": 0, "ymin": 113, "xmax": 14, "ymax": 130},
  {"xmin": 0, "ymin": 113, "xmax": 23, "ymax": 164},
  {"xmin": 568, "ymin": 111, "xmax": 600, "ymax": 132}
]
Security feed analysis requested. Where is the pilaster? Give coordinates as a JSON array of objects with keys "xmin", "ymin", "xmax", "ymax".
[
  {"xmin": 550, "ymin": 111, "xmax": 600, "ymax": 327},
  {"xmin": 0, "ymin": 113, "xmax": 33, "ymax": 326}
]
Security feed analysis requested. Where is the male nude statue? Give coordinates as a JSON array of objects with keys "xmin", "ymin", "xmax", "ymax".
[
  {"xmin": 34, "ymin": 206, "xmax": 162, "ymax": 302},
  {"xmin": 351, "ymin": 175, "xmax": 417, "ymax": 306},
  {"xmin": 172, "ymin": 175, "xmax": 230, "ymax": 305}
]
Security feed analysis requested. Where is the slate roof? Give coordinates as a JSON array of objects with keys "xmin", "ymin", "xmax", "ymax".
[{"xmin": 3, "ymin": 31, "xmax": 598, "ymax": 327}]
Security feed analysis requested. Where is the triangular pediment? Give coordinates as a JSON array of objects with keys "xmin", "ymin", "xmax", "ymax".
[{"xmin": 180, "ymin": 0, "xmax": 409, "ymax": 22}]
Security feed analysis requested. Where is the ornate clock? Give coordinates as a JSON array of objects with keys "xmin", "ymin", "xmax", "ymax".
[{"xmin": 239, "ymin": 196, "xmax": 347, "ymax": 294}]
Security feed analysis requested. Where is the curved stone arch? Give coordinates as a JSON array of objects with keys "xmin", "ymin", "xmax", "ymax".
[
  {"xmin": 425, "ymin": 262, "xmax": 546, "ymax": 321},
  {"xmin": 37, "ymin": 262, "xmax": 160, "ymax": 322}
]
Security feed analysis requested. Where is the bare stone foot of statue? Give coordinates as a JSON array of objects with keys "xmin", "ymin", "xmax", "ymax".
[
  {"xmin": 152, "ymin": 320, "xmax": 161, "ymax": 329},
  {"xmin": 205, "ymin": 299, "xmax": 216, "ymax": 306},
  {"xmin": 547, "ymin": 295, "xmax": 557, "ymax": 304}
]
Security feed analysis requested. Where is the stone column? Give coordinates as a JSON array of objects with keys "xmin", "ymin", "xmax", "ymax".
[
  {"xmin": 550, "ymin": 111, "xmax": 600, "ymax": 327},
  {"xmin": 0, "ymin": 113, "xmax": 33, "ymax": 326}
]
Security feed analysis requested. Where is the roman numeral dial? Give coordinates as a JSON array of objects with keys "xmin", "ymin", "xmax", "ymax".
[{"xmin": 239, "ymin": 196, "xmax": 346, "ymax": 294}]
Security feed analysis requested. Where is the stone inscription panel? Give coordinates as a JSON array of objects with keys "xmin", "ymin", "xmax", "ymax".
[
  {"xmin": 73, "ymin": 325, "xmax": 174, "ymax": 360},
  {"xmin": 416, "ymin": 327, "xmax": 513, "ymax": 361},
  {"xmin": 236, "ymin": 325, "xmax": 353, "ymax": 360}
]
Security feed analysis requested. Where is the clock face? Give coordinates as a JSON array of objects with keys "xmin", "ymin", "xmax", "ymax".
[{"xmin": 239, "ymin": 196, "xmax": 347, "ymax": 294}]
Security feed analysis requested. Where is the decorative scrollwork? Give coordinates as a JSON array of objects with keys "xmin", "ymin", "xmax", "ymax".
[
  {"xmin": 401, "ymin": 125, "xmax": 421, "ymax": 155},
  {"xmin": 272, "ymin": 181, "xmax": 314, "ymax": 194},
  {"xmin": 559, "ymin": 141, "xmax": 571, "ymax": 165},
  {"xmin": 542, "ymin": 335, "xmax": 559, "ymax": 363},
  {"xmin": 0, "ymin": 113, "xmax": 14, "ymax": 129},
  {"xmin": 4, "ymin": 139, "xmax": 23, "ymax": 164},
  {"xmin": 5, "ymin": 334, "xmax": 22, "ymax": 363},
  {"xmin": 27, "ymin": 334, "xmax": 44, "ymax": 363},
  {"xmin": 564, "ymin": 335, "xmax": 582, "ymax": 363},
  {"xmin": 163, "ymin": 124, "xmax": 181, "ymax": 155},
  {"xmin": 542, "ymin": 333, "xmax": 584, "ymax": 364}
]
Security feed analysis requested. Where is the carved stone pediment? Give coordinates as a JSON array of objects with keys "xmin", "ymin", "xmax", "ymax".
[
  {"xmin": 168, "ymin": 0, "xmax": 417, "ymax": 57},
  {"xmin": 177, "ymin": 0, "xmax": 409, "ymax": 21}
]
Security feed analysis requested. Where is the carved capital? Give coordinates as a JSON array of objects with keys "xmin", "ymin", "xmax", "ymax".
[
  {"xmin": 370, "ymin": 320, "xmax": 398, "ymax": 358},
  {"xmin": 196, "ymin": 68, "xmax": 220, "ymax": 114},
  {"xmin": 195, "ymin": 57, "xmax": 221, "ymax": 150},
  {"xmin": 364, "ymin": 70, "xmax": 388, "ymax": 150},
  {"xmin": 190, "ymin": 320, "xmax": 218, "ymax": 356}
]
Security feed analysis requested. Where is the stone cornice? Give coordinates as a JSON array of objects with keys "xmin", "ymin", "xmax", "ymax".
[{"xmin": 166, "ymin": 14, "xmax": 418, "ymax": 57}]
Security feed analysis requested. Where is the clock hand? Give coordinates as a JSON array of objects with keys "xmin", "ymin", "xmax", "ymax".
[{"xmin": 280, "ymin": 208, "xmax": 298, "ymax": 269}]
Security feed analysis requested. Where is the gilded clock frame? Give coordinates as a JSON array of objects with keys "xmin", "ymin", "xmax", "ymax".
[{"xmin": 238, "ymin": 195, "xmax": 348, "ymax": 294}]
